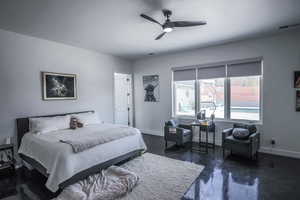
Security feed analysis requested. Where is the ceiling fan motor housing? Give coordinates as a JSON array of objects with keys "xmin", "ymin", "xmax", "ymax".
[
  {"xmin": 163, "ymin": 9, "xmax": 172, "ymax": 18},
  {"xmin": 163, "ymin": 20, "xmax": 174, "ymax": 29}
]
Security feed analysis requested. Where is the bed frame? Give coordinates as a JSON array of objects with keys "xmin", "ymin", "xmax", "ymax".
[{"xmin": 16, "ymin": 110, "xmax": 143, "ymax": 190}]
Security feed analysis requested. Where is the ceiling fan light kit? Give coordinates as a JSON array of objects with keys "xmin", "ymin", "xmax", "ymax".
[
  {"xmin": 163, "ymin": 27, "xmax": 173, "ymax": 33},
  {"xmin": 141, "ymin": 9, "xmax": 206, "ymax": 40}
]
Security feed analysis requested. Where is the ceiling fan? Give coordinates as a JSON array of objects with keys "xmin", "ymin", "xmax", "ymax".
[{"xmin": 140, "ymin": 9, "xmax": 207, "ymax": 40}]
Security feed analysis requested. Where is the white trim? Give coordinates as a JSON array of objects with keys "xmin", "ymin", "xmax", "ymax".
[
  {"xmin": 140, "ymin": 129, "xmax": 163, "ymax": 136},
  {"xmin": 259, "ymin": 147, "xmax": 300, "ymax": 159},
  {"xmin": 140, "ymin": 130, "xmax": 300, "ymax": 159}
]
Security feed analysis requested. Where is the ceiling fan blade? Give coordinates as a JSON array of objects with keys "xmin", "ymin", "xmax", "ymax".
[
  {"xmin": 172, "ymin": 21, "xmax": 207, "ymax": 27},
  {"xmin": 155, "ymin": 32, "xmax": 166, "ymax": 40},
  {"xmin": 140, "ymin": 14, "xmax": 161, "ymax": 25}
]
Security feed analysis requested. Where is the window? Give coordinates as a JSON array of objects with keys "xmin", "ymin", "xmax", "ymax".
[
  {"xmin": 172, "ymin": 60, "xmax": 262, "ymax": 121},
  {"xmin": 199, "ymin": 78, "xmax": 225, "ymax": 119},
  {"xmin": 174, "ymin": 81, "xmax": 195, "ymax": 116},
  {"xmin": 230, "ymin": 76, "xmax": 260, "ymax": 121}
]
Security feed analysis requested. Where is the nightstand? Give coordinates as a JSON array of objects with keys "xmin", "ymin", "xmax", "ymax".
[{"xmin": 0, "ymin": 144, "xmax": 15, "ymax": 172}]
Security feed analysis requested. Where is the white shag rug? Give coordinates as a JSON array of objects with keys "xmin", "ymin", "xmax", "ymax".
[
  {"xmin": 120, "ymin": 153, "xmax": 204, "ymax": 200},
  {"xmin": 55, "ymin": 153, "xmax": 204, "ymax": 200}
]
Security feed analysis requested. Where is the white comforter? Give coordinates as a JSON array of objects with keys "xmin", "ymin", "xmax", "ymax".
[{"xmin": 18, "ymin": 123, "xmax": 147, "ymax": 192}]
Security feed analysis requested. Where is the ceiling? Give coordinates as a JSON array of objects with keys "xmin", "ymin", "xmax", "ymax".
[{"xmin": 0, "ymin": 0, "xmax": 300, "ymax": 59}]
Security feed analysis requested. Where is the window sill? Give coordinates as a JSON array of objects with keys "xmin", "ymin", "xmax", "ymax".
[
  {"xmin": 174, "ymin": 115, "xmax": 262, "ymax": 125},
  {"xmin": 214, "ymin": 119, "xmax": 263, "ymax": 125}
]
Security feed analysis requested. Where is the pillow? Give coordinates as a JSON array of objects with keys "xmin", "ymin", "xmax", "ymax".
[
  {"xmin": 29, "ymin": 115, "xmax": 71, "ymax": 134},
  {"xmin": 233, "ymin": 123, "xmax": 257, "ymax": 134},
  {"xmin": 72, "ymin": 112, "xmax": 101, "ymax": 126},
  {"xmin": 232, "ymin": 128, "xmax": 250, "ymax": 140}
]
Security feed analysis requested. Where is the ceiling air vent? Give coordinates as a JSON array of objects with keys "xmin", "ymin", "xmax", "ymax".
[{"xmin": 279, "ymin": 23, "xmax": 300, "ymax": 30}]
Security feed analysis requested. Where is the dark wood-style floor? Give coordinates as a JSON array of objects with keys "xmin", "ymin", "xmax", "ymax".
[{"xmin": 1, "ymin": 134, "xmax": 300, "ymax": 200}]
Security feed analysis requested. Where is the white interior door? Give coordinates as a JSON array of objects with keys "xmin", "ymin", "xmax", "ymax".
[{"xmin": 114, "ymin": 73, "xmax": 133, "ymax": 126}]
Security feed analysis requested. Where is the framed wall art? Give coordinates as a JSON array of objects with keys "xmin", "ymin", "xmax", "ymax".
[
  {"xmin": 143, "ymin": 75, "xmax": 160, "ymax": 102},
  {"xmin": 42, "ymin": 72, "xmax": 77, "ymax": 100},
  {"xmin": 294, "ymin": 71, "xmax": 300, "ymax": 88}
]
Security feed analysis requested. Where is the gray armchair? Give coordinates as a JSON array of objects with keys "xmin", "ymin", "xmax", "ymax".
[
  {"xmin": 222, "ymin": 123, "xmax": 260, "ymax": 160},
  {"xmin": 164, "ymin": 119, "xmax": 192, "ymax": 148}
]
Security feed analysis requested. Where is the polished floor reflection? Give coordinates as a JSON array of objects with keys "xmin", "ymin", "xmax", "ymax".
[
  {"xmin": 1, "ymin": 134, "xmax": 300, "ymax": 200},
  {"xmin": 143, "ymin": 134, "xmax": 300, "ymax": 200}
]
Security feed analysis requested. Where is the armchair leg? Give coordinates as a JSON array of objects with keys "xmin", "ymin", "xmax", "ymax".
[
  {"xmin": 223, "ymin": 148, "xmax": 225, "ymax": 159},
  {"xmin": 165, "ymin": 140, "xmax": 168, "ymax": 149}
]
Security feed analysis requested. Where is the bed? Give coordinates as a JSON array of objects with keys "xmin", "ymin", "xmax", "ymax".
[{"xmin": 17, "ymin": 111, "xmax": 146, "ymax": 192}]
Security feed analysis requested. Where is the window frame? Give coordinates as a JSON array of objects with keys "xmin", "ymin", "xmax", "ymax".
[
  {"xmin": 227, "ymin": 74, "xmax": 262, "ymax": 122},
  {"xmin": 172, "ymin": 59, "xmax": 263, "ymax": 123},
  {"xmin": 172, "ymin": 80, "xmax": 197, "ymax": 118},
  {"xmin": 198, "ymin": 77, "xmax": 226, "ymax": 120}
]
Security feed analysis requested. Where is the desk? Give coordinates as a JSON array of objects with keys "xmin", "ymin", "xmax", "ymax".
[{"xmin": 190, "ymin": 120, "xmax": 215, "ymax": 153}]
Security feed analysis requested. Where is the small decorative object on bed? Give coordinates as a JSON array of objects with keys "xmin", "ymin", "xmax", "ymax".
[
  {"xmin": 294, "ymin": 71, "xmax": 300, "ymax": 88},
  {"xmin": 70, "ymin": 117, "xmax": 77, "ymax": 129},
  {"xmin": 143, "ymin": 75, "xmax": 160, "ymax": 102},
  {"xmin": 42, "ymin": 72, "xmax": 77, "ymax": 100}
]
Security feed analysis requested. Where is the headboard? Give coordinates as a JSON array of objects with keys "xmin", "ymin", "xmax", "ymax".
[{"xmin": 16, "ymin": 110, "xmax": 94, "ymax": 148}]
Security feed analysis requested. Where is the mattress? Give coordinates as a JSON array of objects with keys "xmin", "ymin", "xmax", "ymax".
[{"xmin": 18, "ymin": 123, "xmax": 147, "ymax": 192}]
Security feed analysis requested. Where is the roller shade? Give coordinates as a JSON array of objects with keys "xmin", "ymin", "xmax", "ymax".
[
  {"xmin": 197, "ymin": 65, "xmax": 226, "ymax": 79},
  {"xmin": 173, "ymin": 69, "xmax": 196, "ymax": 81},
  {"xmin": 227, "ymin": 61, "xmax": 262, "ymax": 77}
]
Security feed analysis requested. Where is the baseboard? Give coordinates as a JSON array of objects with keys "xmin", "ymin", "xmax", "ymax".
[
  {"xmin": 140, "ymin": 129, "xmax": 163, "ymax": 136},
  {"xmin": 141, "ymin": 129, "xmax": 222, "ymax": 145},
  {"xmin": 140, "ymin": 129, "xmax": 300, "ymax": 160},
  {"xmin": 259, "ymin": 147, "xmax": 300, "ymax": 159}
]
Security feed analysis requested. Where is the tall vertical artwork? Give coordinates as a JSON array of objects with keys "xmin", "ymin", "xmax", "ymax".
[
  {"xmin": 294, "ymin": 71, "xmax": 300, "ymax": 88},
  {"xmin": 296, "ymin": 91, "xmax": 300, "ymax": 112},
  {"xmin": 143, "ymin": 75, "xmax": 160, "ymax": 102}
]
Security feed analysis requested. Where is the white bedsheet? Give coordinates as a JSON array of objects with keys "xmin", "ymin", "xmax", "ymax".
[{"xmin": 18, "ymin": 123, "xmax": 147, "ymax": 192}]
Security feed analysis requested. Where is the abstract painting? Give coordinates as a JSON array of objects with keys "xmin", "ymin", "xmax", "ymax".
[
  {"xmin": 143, "ymin": 75, "xmax": 159, "ymax": 102},
  {"xmin": 42, "ymin": 72, "xmax": 77, "ymax": 100}
]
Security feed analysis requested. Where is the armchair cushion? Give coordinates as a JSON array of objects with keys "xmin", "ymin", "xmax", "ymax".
[
  {"xmin": 232, "ymin": 128, "xmax": 250, "ymax": 140},
  {"xmin": 225, "ymin": 135, "xmax": 250, "ymax": 144},
  {"xmin": 181, "ymin": 128, "xmax": 192, "ymax": 136}
]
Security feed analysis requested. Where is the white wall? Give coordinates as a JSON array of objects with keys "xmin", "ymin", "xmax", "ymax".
[
  {"xmin": 0, "ymin": 29, "xmax": 132, "ymax": 145},
  {"xmin": 133, "ymin": 29, "xmax": 300, "ymax": 158}
]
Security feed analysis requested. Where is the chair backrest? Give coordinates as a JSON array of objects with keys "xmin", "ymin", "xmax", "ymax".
[
  {"xmin": 165, "ymin": 119, "xmax": 178, "ymax": 127},
  {"xmin": 233, "ymin": 123, "xmax": 257, "ymax": 134}
]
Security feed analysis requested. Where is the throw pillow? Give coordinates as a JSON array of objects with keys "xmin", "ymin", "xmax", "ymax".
[{"xmin": 232, "ymin": 128, "xmax": 250, "ymax": 140}]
